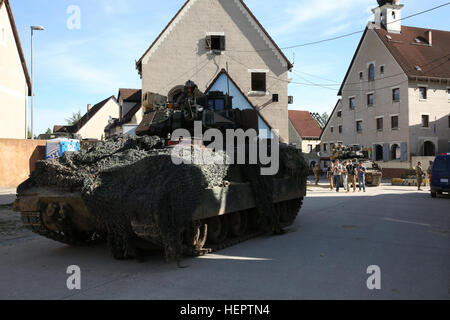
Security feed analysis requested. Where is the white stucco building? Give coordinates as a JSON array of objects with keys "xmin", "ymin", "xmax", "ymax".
[{"xmin": 0, "ymin": 0, "xmax": 31, "ymax": 139}]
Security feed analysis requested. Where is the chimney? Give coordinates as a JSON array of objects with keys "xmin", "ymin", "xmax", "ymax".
[
  {"xmin": 87, "ymin": 104, "xmax": 92, "ymax": 112},
  {"xmin": 427, "ymin": 30, "xmax": 432, "ymax": 46}
]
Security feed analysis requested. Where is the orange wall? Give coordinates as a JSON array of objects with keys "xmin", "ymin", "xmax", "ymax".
[{"xmin": 0, "ymin": 139, "xmax": 46, "ymax": 188}]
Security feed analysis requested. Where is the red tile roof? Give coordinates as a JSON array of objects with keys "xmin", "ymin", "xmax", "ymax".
[
  {"xmin": 0, "ymin": 0, "xmax": 32, "ymax": 95},
  {"xmin": 289, "ymin": 110, "xmax": 322, "ymax": 139},
  {"xmin": 339, "ymin": 25, "xmax": 450, "ymax": 95},
  {"xmin": 118, "ymin": 89, "xmax": 142, "ymax": 102},
  {"xmin": 374, "ymin": 26, "xmax": 450, "ymax": 80}
]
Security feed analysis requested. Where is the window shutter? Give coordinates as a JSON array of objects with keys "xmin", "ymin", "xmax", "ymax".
[
  {"xmin": 372, "ymin": 144, "xmax": 377, "ymax": 161},
  {"xmin": 220, "ymin": 36, "xmax": 226, "ymax": 51},
  {"xmin": 383, "ymin": 143, "xmax": 390, "ymax": 161},
  {"xmin": 400, "ymin": 142, "xmax": 407, "ymax": 161},
  {"xmin": 205, "ymin": 36, "xmax": 212, "ymax": 50}
]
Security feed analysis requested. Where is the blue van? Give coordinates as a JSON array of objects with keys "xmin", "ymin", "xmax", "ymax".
[{"xmin": 430, "ymin": 153, "xmax": 450, "ymax": 198}]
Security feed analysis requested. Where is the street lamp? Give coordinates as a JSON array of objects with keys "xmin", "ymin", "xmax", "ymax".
[{"xmin": 30, "ymin": 25, "xmax": 44, "ymax": 139}]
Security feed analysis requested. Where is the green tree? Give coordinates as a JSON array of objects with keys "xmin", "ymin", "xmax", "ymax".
[
  {"xmin": 45, "ymin": 128, "xmax": 52, "ymax": 134},
  {"xmin": 66, "ymin": 110, "xmax": 82, "ymax": 126}
]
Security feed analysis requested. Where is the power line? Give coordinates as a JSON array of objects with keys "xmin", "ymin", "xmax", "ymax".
[
  {"xmin": 292, "ymin": 53, "xmax": 450, "ymax": 88},
  {"xmin": 228, "ymin": 2, "xmax": 450, "ymax": 53}
]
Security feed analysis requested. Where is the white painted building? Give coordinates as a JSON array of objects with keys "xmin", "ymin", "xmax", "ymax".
[{"xmin": 0, "ymin": 0, "xmax": 31, "ymax": 139}]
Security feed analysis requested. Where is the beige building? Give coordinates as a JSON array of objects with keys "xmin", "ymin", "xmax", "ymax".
[
  {"xmin": 136, "ymin": 0, "xmax": 293, "ymax": 143},
  {"xmin": 105, "ymin": 89, "xmax": 143, "ymax": 137},
  {"xmin": 57, "ymin": 96, "xmax": 120, "ymax": 140},
  {"xmin": 320, "ymin": 1, "xmax": 450, "ymax": 172},
  {"xmin": 288, "ymin": 110, "xmax": 322, "ymax": 153},
  {"xmin": 0, "ymin": 0, "xmax": 31, "ymax": 139}
]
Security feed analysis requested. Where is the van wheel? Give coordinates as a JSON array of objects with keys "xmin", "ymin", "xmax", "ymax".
[{"xmin": 431, "ymin": 192, "xmax": 437, "ymax": 198}]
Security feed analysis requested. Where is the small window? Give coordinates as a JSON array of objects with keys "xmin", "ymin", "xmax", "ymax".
[
  {"xmin": 376, "ymin": 118, "xmax": 383, "ymax": 131},
  {"xmin": 323, "ymin": 144, "xmax": 327, "ymax": 151},
  {"xmin": 337, "ymin": 111, "xmax": 342, "ymax": 118},
  {"xmin": 447, "ymin": 89, "xmax": 450, "ymax": 101},
  {"xmin": 316, "ymin": 145, "xmax": 321, "ymax": 152},
  {"xmin": 392, "ymin": 88, "xmax": 400, "ymax": 102},
  {"xmin": 380, "ymin": 66, "xmax": 385, "ymax": 74},
  {"xmin": 368, "ymin": 64, "xmax": 375, "ymax": 81},
  {"xmin": 356, "ymin": 120, "xmax": 363, "ymax": 133},
  {"xmin": 251, "ymin": 73, "xmax": 266, "ymax": 92},
  {"xmin": 206, "ymin": 35, "xmax": 226, "ymax": 52},
  {"xmin": 367, "ymin": 93, "xmax": 374, "ymax": 107},
  {"xmin": 392, "ymin": 11, "xmax": 396, "ymax": 19},
  {"xmin": 391, "ymin": 115, "xmax": 399, "ymax": 130},
  {"xmin": 272, "ymin": 94, "xmax": 279, "ymax": 102},
  {"xmin": 330, "ymin": 126, "xmax": 334, "ymax": 133},
  {"xmin": 422, "ymin": 115, "xmax": 429, "ymax": 128},
  {"xmin": 349, "ymin": 97, "xmax": 355, "ymax": 110},
  {"xmin": 419, "ymin": 87, "xmax": 427, "ymax": 100},
  {"xmin": 308, "ymin": 145, "xmax": 313, "ymax": 153},
  {"xmin": 339, "ymin": 125, "xmax": 342, "ymax": 134},
  {"xmin": 359, "ymin": 72, "xmax": 363, "ymax": 80}
]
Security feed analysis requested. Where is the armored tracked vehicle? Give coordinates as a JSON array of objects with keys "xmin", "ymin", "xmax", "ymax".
[{"xmin": 14, "ymin": 82, "xmax": 308, "ymax": 261}]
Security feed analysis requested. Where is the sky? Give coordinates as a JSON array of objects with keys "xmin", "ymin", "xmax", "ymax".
[{"xmin": 9, "ymin": 0, "xmax": 450, "ymax": 135}]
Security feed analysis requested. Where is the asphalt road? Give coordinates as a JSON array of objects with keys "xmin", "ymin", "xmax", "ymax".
[{"xmin": 0, "ymin": 183, "xmax": 449, "ymax": 300}]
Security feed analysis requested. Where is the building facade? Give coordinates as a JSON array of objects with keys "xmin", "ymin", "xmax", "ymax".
[
  {"xmin": 0, "ymin": 0, "xmax": 31, "ymax": 139},
  {"xmin": 320, "ymin": 1, "xmax": 450, "ymax": 171},
  {"xmin": 136, "ymin": 0, "xmax": 293, "ymax": 143}
]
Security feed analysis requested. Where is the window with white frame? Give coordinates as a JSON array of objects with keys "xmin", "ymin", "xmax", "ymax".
[
  {"xmin": 251, "ymin": 73, "xmax": 266, "ymax": 92},
  {"xmin": 206, "ymin": 33, "xmax": 225, "ymax": 52}
]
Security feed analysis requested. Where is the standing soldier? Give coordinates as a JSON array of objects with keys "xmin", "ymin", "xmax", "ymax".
[
  {"xmin": 346, "ymin": 160, "xmax": 357, "ymax": 193},
  {"xmin": 313, "ymin": 164, "xmax": 320, "ymax": 186},
  {"xmin": 416, "ymin": 161, "xmax": 425, "ymax": 191},
  {"xmin": 327, "ymin": 162, "xmax": 335, "ymax": 190}
]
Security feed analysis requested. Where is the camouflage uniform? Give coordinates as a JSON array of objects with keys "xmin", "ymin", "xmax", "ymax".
[
  {"xmin": 313, "ymin": 165, "xmax": 320, "ymax": 185},
  {"xmin": 416, "ymin": 164, "xmax": 425, "ymax": 191}
]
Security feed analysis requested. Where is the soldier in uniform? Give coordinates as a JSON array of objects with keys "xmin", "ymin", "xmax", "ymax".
[
  {"xmin": 416, "ymin": 161, "xmax": 425, "ymax": 191},
  {"xmin": 174, "ymin": 80, "xmax": 207, "ymax": 119},
  {"xmin": 326, "ymin": 162, "xmax": 335, "ymax": 190},
  {"xmin": 313, "ymin": 164, "xmax": 320, "ymax": 186}
]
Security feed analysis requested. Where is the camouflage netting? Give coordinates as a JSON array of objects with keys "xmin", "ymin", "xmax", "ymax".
[{"xmin": 18, "ymin": 135, "xmax": 308, "ymax": 261}]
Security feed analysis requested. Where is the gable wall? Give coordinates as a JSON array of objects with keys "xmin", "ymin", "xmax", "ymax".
[
  {"xmin": 77, "ymin": 99, "xmax": 120, "ymax": 140},
  {"xmin": 141, "ymin": 0, "xmax": 289, "ymax": 142},
  {"xmin": 0, "ymin": 3, "xmax": 28, "ymax": 139}
]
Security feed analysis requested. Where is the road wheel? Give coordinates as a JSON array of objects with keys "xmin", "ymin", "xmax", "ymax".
[
  {"xmin": 229, "ymin": 212, "xmax": 248, "ymax": 237},
  {"xmin": 206, "ymin": 216, "xmax": 229, "ymax": 244}
]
